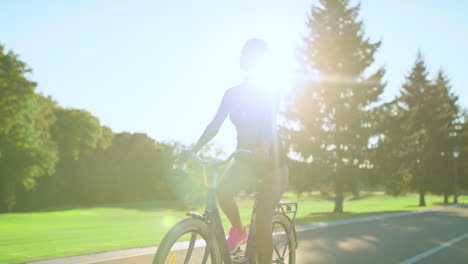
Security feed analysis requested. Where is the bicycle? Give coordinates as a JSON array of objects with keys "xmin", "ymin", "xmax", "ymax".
[{"xmin": 153, "ymin": 149, "xmax": 298, "ymax": 264}]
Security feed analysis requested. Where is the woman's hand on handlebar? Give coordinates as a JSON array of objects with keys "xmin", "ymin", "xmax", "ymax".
[{"xmin": 177, "ymin": 149, "xmax": 193, "ymax": 168}]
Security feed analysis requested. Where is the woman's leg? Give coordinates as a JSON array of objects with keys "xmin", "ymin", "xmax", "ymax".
[
  {"xmin": 217, "ymin": 182, "xmax": 243, "ymax": 230},
  {"xmin": 255, "ymin": 165, "xmax": 288, "ymax": 264},
  {"xmin": 216, "ymin": 161, "xmax": 251, "ymax": 231}
]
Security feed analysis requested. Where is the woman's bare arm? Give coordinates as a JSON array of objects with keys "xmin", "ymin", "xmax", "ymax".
[{"xmin": 192, "ymin": 90, "xmax": 231, "ymax": 153}]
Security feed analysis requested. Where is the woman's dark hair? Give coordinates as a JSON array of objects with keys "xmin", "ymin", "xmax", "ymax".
[{"xmin": 240, "ymin": 38, "xmax": 268, "ymax": 70}]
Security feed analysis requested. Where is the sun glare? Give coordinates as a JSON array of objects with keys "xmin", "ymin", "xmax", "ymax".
[{"xmin": 250, "ymin": 54, "xmax": 294, "ymax": 95}]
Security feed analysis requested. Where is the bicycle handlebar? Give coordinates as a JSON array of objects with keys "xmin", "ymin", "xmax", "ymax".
[{"xmin": 183, "ymin": 149, "xmax": 252, "ymax": 165}]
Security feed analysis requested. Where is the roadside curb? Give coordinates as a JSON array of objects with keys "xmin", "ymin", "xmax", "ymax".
[{"xmin": 27, "ymin": 203, "xmax": 467, "ymax": 264}]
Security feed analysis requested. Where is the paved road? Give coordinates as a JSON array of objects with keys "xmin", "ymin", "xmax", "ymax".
[
  {"xmin": 30, "ymin": 205, "xmax": 468, "ymax": 264},
  {"xmin": 295, "ymin": 205, "xmax": 468, "ymax": 264}
]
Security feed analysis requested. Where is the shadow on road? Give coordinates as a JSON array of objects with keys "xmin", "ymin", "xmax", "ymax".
[{"xmin": 296, "ymin": 205, "xmax": 468, "ymax": 264}]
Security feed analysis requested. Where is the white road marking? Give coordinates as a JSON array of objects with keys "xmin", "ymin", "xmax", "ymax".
[{"xmin": 400, "ymin": 232, "xmax": 468, "ymax": 264}]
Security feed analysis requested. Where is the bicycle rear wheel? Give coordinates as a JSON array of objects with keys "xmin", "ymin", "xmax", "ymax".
[
  {"xmin": 153, "ymin": 218, "xmax": 222, "ymax": 264},
  {"xmin": 272, "ymin": 213, "xmax": 296, "ymax": 264}
]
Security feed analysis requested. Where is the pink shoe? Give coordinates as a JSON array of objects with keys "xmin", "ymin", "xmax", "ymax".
[{"xmin": 227, "ymin": 226, "xmax": 248, "ymax": 254}]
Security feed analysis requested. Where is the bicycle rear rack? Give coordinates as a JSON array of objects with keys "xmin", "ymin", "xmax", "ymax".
[
  {"xmin": 277, "ymin": 201, "xmax": 298, "ymax": 222},
  {"xmin": 276, "ymin": 201, "xmax": 299, "ymax": 251}
]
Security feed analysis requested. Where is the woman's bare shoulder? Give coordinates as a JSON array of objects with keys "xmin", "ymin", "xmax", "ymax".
[{"xmin": 223, "ymin": 84, "xmax": 242, "ymax": 101}]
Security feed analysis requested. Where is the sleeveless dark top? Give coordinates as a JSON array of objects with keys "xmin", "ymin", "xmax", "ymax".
[{"xmin": 222, "ymin": 83, "xmax": 287, "ymax": 165}]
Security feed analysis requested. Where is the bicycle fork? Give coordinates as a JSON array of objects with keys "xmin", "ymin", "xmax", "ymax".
[
  {"xmin": 201, "ymin": 167, "xmax": 220, "ymax": 264},
  {"xmin": 201, "ymin": 167, "xmax": 236, "ymax": 264}
]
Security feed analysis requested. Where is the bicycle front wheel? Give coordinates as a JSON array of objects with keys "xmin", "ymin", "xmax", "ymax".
[
  {"xmin": 153, "ymin": 218, "xmax": 222, "ymax": 264},
  {"xmin": 272, "ymin": 213, "xmax": 296, "ymax": 264}
]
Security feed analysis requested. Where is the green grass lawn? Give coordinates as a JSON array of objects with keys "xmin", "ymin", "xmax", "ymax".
[{"xmin": 1, "ymin": 193, "xmax": 467, "ymax": 264}]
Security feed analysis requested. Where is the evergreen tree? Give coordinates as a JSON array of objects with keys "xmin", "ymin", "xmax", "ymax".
[
  {"xmin": 286, "ymin": 0, "xmax": 385, "ymax": 212},
  {"xmin": 397, "ymin": 52, "xmax": 431, "ymax": 206},
  {"xmin": 394, "ymin": 52, "xmax": 460, "ymax": 206},
  {"xmin": 454, "ymin": 111, "xmax": 467, "ymax": 196},
  {"xmin": 368, "ymin": 101, "xmax": 413, "ymax": 196},
  {"xmin": 426, "ymin": 70, "xmax": 459, "ymax": 203}
]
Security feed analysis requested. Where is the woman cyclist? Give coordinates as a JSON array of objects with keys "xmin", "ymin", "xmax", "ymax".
[{"xmin": 191, "ymin": 38, "xmax": 288, "ymax": 264}]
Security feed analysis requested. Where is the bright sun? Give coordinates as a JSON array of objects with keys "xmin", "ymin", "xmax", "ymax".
[{"xmin": 250, "ymin": 53, "xmax": 295, "ymax": 95}]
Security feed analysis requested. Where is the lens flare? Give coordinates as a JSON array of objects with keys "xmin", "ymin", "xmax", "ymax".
[
  {"xmin": 163, "ymin": 215, "xmax": 175, "ymax": 227},
  {"xmin": 249, "ymin": 57, "xmax": 293, "ymax": 95}
]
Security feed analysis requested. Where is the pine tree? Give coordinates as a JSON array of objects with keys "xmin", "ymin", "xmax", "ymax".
[
  {"xmin": 369, "ymin": 100, "xmax": 413, "ymax": 196},
  {"xmin": 397, "ymin": 52, "xmax": 432, "ymax": 206},
  {"xmin": 459, "ymin": 112, "xmax": 468, "ymax": 193},
  {"xmin": 395, "ymin": 52, "xmax": 461, "ymax": 206},
  {"xmin": 286, "ymin": 0, "xmax": 385, "ymax": 212},
  {"xmin": 425, "ymin": 70, "xmax": 458, "ymax": 203}
]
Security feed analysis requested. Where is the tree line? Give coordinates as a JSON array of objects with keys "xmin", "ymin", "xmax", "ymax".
[
  {"xmin": 1, "ymin": 0, "xmax": 467, "ymax": 213},
  {"xmin": 0, "ymin": 45, "xmax": 217, "ymax": 212},
  {"xmin": 284, "ymin": 0, "xmax": 467, "ymax": 212}
]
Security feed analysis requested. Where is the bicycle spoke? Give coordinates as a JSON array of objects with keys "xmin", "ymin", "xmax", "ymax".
[
  {"xmin": 281, "ymin": 237, "xmax": 288, "ymax": 259},
  {"xmin": 201, "ymin": 228, "xmax": 213, "ymax": 264},
  {"xmin": 272, "ymin": 222, "xmax": 291, "ymax": 263},
  {"xmin": 273, "ymin": 242, "xmax": 282, "ymax": 259},
  {"xmin": 183, "ymin": 232, "xmax": 198, "ymax": 264}
]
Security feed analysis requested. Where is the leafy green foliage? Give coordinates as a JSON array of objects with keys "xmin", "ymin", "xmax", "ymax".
[
  {"xmin": 36, "ymin": 108, "xmax": 114, "ymax": 206},
  {"xmin": 0, "ymin": 45, "xmax": 58, "ymax": 212},
  {"xmin": 51, "ymin": 108, "xmax": 107, "ymax": 160},
  {"xmin": 95, "ymin": 132, "xmax": 174, "ymax": 203}
]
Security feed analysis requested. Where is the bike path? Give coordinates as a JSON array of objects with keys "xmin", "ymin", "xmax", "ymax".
[
  {"xmin": 27, "ymin": 204, "xmax": 468, "ymax": 264},
  {"xmin": 295, "ymin": 204, "xmax": 468, "ymax": 264}
]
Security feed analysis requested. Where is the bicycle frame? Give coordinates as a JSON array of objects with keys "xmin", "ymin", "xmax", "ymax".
[
  {"xmin": 200, "ymin": 166, "xmax": 261, "ymax": 264},
  {"xmin": 201, "ymin": 166, "xmax": 234, "ymax": 264},
  {"xmin": 183, "ymin": 149, "xmax": 297, "ymax": 264},
  {"xmin": 184, "ymin": 149, "xmax": 255, "ymax": 264}
]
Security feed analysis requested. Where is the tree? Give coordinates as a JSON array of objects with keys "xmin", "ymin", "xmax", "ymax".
[
  {"xmin": 0, "ymin": 45, "xmax": 58, "ymax": 212},
  {"xmin": 286, "ymin": 0, "xmax": 385, "ymax": 212},
  {"xmin": 60, "ymin": 124, "xmax": 114, "ymax": 205},
  {"xmin": 454, "ymin": 111, "xmax": 467, "ymax": 195},
  {"xmin": 96, "ymin": 133, "xmax": 173, "ymax": 203},
  {"xmin": 393, "ymin": 52, "xmax": 460, "ymax": 206},
  {"xmin": 396, "ymin": 52, "xmax": 432, "ymax": 206},
  {"xmin": 367, "ymin": 101, "xmax": 413, "ymax": 196},
  {"xmin": 374, "ymin": 68, "xmax": 459, "ymax": 203},
  {"xmin": 425, "ymin": 70, "xmax": 459, "ymax": 203},
  {"xmin": 28, "ymin": 107, "xmax": 113, "ymax": 207}
]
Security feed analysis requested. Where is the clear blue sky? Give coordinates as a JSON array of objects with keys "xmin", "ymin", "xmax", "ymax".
[{"xmin": 2, "ymin": 0, "xmax": 467, "ymax": 152}]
